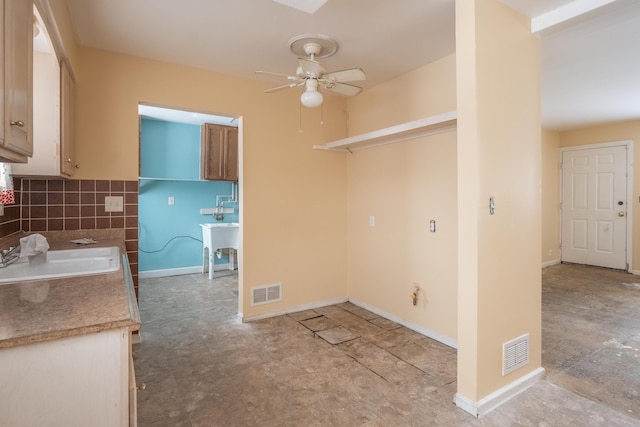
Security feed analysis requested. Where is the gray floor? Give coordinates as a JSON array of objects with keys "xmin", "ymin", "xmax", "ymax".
[
  {"xmin": 133, "ymin": 265, "xmax": 640, "ymax": 426},
  {"xmin": 542, "ymin": 263, "xmax": 640, "ymax": 420}
]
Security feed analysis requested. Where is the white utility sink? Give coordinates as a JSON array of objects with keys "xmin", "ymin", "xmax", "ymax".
[
  {"xmin": 200, "ymin": 223, "xmax": 239, "ymax": 278},
  {"xmin": 0, "ymin": 246, "xmax": 121, "ymax": 284}
]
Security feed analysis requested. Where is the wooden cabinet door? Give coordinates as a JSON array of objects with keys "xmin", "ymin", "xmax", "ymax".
[
  {"xmin": 224, "ymin": 127, "xmax": 238, "ymax": 181},
  {"xmin": 1, "ymin": 0, "xmax": 33, "ymax": 160},
  {"xmin": 60, "ymin": 61, "xmax": 76, "ymax": 177},
  {"xmin": 201, "ymin": 123, "xmax": 238, "ymax": 181}
]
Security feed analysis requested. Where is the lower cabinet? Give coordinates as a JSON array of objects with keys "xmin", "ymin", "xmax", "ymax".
[{"xmin": 0, "ymin": 327, "xmax": 137, "ymax": 427}]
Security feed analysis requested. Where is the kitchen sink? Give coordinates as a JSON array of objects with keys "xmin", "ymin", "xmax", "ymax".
[{"xmin": 0, "ymin": 246, "xmax": 121, "ymax": 284}]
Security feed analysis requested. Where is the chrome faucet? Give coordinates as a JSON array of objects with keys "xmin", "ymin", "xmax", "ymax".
[{"xmin": 0, "ymin": 245, "xmax": 20, "ymax": 268}]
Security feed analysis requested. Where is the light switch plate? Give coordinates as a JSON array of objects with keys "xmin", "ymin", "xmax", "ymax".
[{"xmin": 105, "ymin": 196, "xmax": 124, "ymax": 212}]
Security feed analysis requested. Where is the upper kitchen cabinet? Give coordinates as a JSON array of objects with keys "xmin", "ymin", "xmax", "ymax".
[
  {"xmin": 59, "ymin": 61, "xmax": 76, "ymax": 177},
  {"xmin": 201, "ymin": 123, "xmax": 238, "ymax": 182},
  {"xmin": 13, "ymin": 4, "xmax": 77, "ymax": 177},
  {"xmin": 0, "ymin": 0, "xmax": 34, "ymax": 163}
]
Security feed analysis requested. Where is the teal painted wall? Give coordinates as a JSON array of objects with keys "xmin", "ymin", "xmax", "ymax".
[
  {"xmin": 139, "ymin": 119, "xmax": 239, "ymax": 273},
  {"xmin": 140, "ymin": 120, "xmax": 201, "ymax": 179}
]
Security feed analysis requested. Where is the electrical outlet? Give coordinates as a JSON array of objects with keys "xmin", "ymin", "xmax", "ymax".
[
  {"xmin": 369, "ymin": 215, "xmax": 375, "ymax": 227},
  {"xmin": 104, "ymin": 196, "xmax": 124, "ymax": 212}
]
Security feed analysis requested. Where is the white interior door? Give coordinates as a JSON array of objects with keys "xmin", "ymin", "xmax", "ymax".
[{"xmin": 561, "ymin": 145, "xmax": 627, "ymax": 270}]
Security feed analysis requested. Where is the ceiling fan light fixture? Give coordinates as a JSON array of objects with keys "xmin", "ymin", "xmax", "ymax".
[
  {"xmin": 300, "ymin": 78, "xmax": 323, "ymax": 108},
  {"xmin": 300, "ymin": 87, "xmax": 323, "ymax": 108},
  {"xmin": 257, "ymin": 34, "xmax": 365, "ymax": 106}
]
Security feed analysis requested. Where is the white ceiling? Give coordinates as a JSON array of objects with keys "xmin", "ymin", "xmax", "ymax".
[{"xmin": 64, "ymin": 0, "xmax": 640, "ymax": 131}]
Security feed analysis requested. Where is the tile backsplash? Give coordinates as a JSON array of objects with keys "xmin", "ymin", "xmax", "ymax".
[{"xmin": 0, "ymin": 178, "xmax": 139, "ymax": 294}]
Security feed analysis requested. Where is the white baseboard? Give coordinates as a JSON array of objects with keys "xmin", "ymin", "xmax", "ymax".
[
  {"xmin": 242, "ymin": 295, "xmax": 457, "ymax": 349},
  {"xmin": 541, "ymin": 259, "xmax": 560, "ymax": 268},
  {"xmin": 348, "ymin": 297, "xmax": 457, "ymax": 349},
  {"xmin": 139, "ymin": 266, "xmax": 203, "ymax": 279},
  {"xmin": 454, "ymin": 367, "xmax": 545, "ymax": 417},
  {"xmin": 242, "ymin": 297, "xmax": 349, "ymax": 322},
  {"xmin": 139, "ymin": 263, "xmax": 234, "ymax": 279}
]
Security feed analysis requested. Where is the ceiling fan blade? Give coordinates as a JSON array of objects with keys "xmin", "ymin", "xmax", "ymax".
[
  {"xmin": 298, "ymin": 58, "xmax": 322, "ymax": 77},
  {"xmin": 264, "ymin": 81, "xmax": 304, "ymax": 93},
  {"xmin": 324, "ymin": 82, "xmax": 363, "ymax": 97},
  {"xmin": 322, "ymin": 68, "xmax": 367, "ymax": 83},
  {"xmin": 255, "ymin": 70, "xmax": 298, "ymax": 80}
]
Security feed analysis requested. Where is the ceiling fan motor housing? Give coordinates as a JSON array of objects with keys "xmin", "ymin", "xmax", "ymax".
[{"xmin": 303, "ymin": 42, "xmax": 323, "ymax": 58}]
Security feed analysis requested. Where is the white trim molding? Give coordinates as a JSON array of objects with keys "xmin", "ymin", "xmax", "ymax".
[
  {"xmin": 559, "ymin": 140, "xmax": 634, "ymax": 273},
  {"xmin": 542, "ymin": 259, "xmax": 561, "ymax": 268},
  {"xmin": 139, "ymin": 263, "xmax": 238, "ymax": 279},
  {"xmin": 242, "ymin": 297, "xmax": 349, "ymax": 322},
  {"xmin": 454, "ymin": 367, "xmax": 545, "ymax": 417},
  {"xmin": 348, "ymin": 297, "xmax": 457, "ymax": 349},
  {"xmin": 139, "ymin": 266, "xmax": 207, "ymax": 279}
]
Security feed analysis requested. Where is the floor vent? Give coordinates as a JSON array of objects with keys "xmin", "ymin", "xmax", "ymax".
[
  {"xmin": 503, "ymin": 333, "xmax": 529, "ymax": 376},
  {"xmin": 251, "ymin": 283, "xmax": 282, "ymax": 306}
]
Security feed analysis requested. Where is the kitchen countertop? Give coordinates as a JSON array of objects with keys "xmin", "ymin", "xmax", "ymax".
[{"xmin": 0, "ymin": 232, "xmax": 141, "ymax": 349}]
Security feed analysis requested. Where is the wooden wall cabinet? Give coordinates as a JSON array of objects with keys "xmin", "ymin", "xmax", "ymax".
[
  {"xmin": 201, "ymin": 123, "xmax": 238, "ymax": 181},
  {"xmin": 59, "ymin": 60, "xmax": 76, "ymax": 177},
  {"xmin": 0, "ymin": 0, "xmax": 34, "ymax": 163},
  {"xmin": 13, "ymin": 13, "xmax": 77, "ymax": 178}
]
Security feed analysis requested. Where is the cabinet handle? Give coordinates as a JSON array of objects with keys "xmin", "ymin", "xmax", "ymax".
[
  {"xmin": 65, "ymin": 159, "xmax": 80, "ymax": 169},
  {"xmin": 10, "ymin": 120, "xmax": 25, "ymax": 127}
]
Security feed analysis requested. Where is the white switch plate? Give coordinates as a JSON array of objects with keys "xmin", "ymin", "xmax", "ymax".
[
  {"xmin": 168, "ymin": 196, "xmax": 175, "ymax": 205},
  {"xmin": 369, "ymin": 215, "xmax": 375, "ymax": 227},
  {"xmin": 104, "ymin": 196, "xmax": 124, "ymax": 212}
]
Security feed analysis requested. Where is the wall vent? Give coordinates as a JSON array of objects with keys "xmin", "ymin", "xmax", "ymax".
[
  {"xmin": 251, "ymin": 283, "xmax": 282, "ymax": 306},
  {"xmin": 502, "ymin": 333, "xmax": 529, "ymax": 376}
]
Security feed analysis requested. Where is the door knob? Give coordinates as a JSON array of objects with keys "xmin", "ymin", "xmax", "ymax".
[{"xmin": 618, "ymin": 211, "xmax": 625, "ymax": 217}]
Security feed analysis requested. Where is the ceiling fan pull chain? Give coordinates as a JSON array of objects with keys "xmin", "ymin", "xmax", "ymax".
[{"xmin": 298, "ymin": 101, "xmax": 303, "ymax": 133}]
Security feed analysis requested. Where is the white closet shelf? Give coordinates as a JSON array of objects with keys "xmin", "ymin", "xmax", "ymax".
[{"xmin": 313, "ymin": 110, "xmax": 457, "ymax": 152}]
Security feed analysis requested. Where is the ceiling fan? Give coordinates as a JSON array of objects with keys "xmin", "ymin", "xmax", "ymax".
[{"xmin": 256, "ymin": 34, "xmax": 366, "ymax": 108}]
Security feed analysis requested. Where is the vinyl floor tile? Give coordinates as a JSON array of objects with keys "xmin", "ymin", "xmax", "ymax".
[{"xmin": 134, "ymin": 265, "xmax": 640, "ymax": 426}]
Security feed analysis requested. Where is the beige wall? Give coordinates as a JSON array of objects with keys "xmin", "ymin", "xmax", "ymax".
[
  {"xmin": 541, "ymin": 129, "xmax": 560, "ymax": 265},
  {"xmin": 456, "ymin": 0, "xmax": 542, "ymax": 403},
  {"xmin": 344, "ymin": 54, "xmax": 458, "ymax": 342},
  {"xmin": 72, "ymin": 47, "xmax": 351, "ymax": 318},
  {"xmin": 558, "ymin": 120, "xmax": 640, "ymax": 270},
  {"xmin": 346, "ymin": 54, "xmax": 457, "ymax": 133}
]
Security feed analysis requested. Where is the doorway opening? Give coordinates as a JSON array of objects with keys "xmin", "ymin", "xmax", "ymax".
[{"xmin": 137, "ymin": 104, "xmax": 242, "ymax": 311}]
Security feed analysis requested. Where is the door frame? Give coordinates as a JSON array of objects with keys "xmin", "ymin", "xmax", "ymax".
[{"xmin": 559, "ymin": 140, "xmax": 634, "ymax": 272}]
